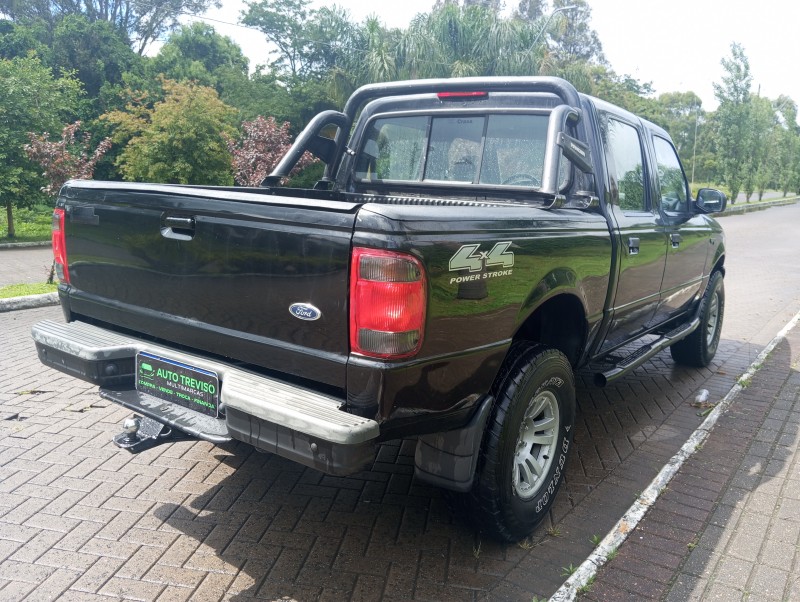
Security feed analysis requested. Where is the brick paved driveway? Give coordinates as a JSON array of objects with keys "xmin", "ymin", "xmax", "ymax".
[{"xmin": 0, "ymin": 204, "xmax": 798, "ymax": 601}]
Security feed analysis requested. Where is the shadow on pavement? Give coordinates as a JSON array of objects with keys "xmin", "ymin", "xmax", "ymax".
[{"xmin": 147, "ymin": 336, "xmax": 754, "ymax": 600}]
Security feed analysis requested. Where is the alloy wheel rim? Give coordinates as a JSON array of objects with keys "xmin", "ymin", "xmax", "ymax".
[
  {"xmin": 706, "ymin": 292, "xmax": 720, "ymax": 347},
  {"xmin": 512, "ymin": 390, "xmax": 559, "ymax": 500}
]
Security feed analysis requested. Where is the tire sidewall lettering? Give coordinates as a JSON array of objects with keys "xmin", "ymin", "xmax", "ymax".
[{"xmin": 526, "ymin": 375, "xmax": 570, "ymax": 513}]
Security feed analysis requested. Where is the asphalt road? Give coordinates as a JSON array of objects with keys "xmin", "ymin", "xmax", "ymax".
[
  {"xmin": 0, "ymin": 246, "xmax": 52, "ymax": 287},
  {"xmin": 0, "ymin": 203, "xmax": 798, "ymax": 600}
]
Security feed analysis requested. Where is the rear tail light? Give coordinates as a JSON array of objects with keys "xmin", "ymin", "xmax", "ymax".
[
  {"xmin": 350, "ymin": 248, "xmax": 426, "ymax": 359},
  {"xmin": 52, "ymin": 208, "xmax": 69, "ymax": 283}
]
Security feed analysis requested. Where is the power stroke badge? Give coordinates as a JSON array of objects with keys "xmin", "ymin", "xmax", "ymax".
[{"xmin": 448, "ymin": 241, "xmax": 514, "ymax": 284}]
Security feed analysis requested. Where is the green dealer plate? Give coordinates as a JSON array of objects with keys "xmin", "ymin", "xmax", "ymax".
[{"xmin": 136, "ymin": 352, "xmax": 219, "ymax": 417}]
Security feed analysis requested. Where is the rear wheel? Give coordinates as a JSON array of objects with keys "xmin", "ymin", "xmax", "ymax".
[
  {"xmin": 467, "ymin": 345, "xmax": 576, "ymax": 542},
  {"xmin": 670, "ymin": 271, "xmax": 725, "ymax": 367}
]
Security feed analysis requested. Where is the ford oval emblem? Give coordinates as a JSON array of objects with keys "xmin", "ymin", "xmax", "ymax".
[{"xmin": 289, "ymin": 303, "xmax": 321, "ymax": 321}]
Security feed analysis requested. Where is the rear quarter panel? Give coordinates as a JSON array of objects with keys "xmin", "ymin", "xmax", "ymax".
[{"xmin": 347, "ymin": 202, "xmax": 612, "ymax": 425}]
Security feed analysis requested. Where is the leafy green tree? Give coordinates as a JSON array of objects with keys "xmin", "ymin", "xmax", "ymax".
[
  {"xmin": 654, "ymin": 91, "xmax": 703, "ymax": 164},
  {"xmin": 215, "ymin": 66, "xmax": 293, "ymax": 123},
  {"xmin": 713, "ymin": 43, "xmax": 752, "ymax": 203},
  {"xmin": 745, "ymin": 95, "xmax": 777, "ymax": 201},
  {"xmin": 515, "ymin": 0, "xmax": 546, "ymax": 21},
  {"xmin": 774, "ymin": 97, "xmax": 798, "ymax": 197},
  {"xmin": 241, "ymin": 0, "xmax": 313, "ymax": 78},
  {"xmin": 52, "ymin": 15, "xmax": 140, "ymax": 103},
  {"xmin": 101, "ymin": 79, "xmax": 236, "ymax": 185},
  {"xmin": 0, "ymin": 0, "xmax": 221, "ymax": 54},
  {"xmin": 401, "ymin": 4, "xmax": 560, "ymax": 80},
  {"xmin": 0, "ymin": 19, "xmax": 52, "ymax": 62},
  {"xmin": 150, "ymin": 22, "xmax": 248, "ymax": 88},
  {"xmin": 588, "ymin": 66, "xmax": 658, "ymax": 118},
  {"xmin": 0, "ymin": 56, "xmax": 82, "ymax": 238},
  {"xmin": 549, "ymin": 0, "xmax": 605, "ymax": 66}
]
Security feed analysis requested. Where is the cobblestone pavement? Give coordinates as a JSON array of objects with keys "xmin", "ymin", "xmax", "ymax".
[
  {"xmin": 3, "ymin": 308, "xmax": 755, "ymax": 602},
  {"xmin": 582, "ymin": 322, "xmax": 800, "ymax": 602},
  {"xmin": 0, "ymin": 204, "xmax": 798, "ymax": 600}
]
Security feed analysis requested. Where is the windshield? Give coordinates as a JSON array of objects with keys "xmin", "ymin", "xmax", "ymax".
[{"xmin": 354, "ymin": 113, "xmax": 554, "ymax": 188}]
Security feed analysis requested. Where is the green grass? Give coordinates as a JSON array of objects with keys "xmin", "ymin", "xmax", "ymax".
[
  {"xmin": 1, "ymin": 205, "xmax": 53, "ymax": 242},
  {"xmin": 0, "ymin": 283, "xmax": 58, "ymax": 299}
]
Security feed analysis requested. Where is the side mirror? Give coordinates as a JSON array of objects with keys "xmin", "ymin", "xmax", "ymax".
[{"xmin": 695, "ymin": 188, "xmax": 727, "ymax": 214}]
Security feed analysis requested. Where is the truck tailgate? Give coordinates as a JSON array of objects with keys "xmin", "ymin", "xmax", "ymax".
[{"xmin": 61, "ymin": 183, "xmax": 358, "ymax": 388}]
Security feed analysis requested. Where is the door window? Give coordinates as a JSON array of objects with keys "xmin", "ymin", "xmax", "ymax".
[
  {"xmin": 652, "ymin": 136, "xmax": 689, "ymax": 214},
  {"xmin": 603, "ymin": 116, "xmax": 647, "ymax": 212}
]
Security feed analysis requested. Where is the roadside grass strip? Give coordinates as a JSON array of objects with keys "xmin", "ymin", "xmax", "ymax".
[{"xmin": 550, "ymin": 308, "xmax": 800, "ymax": 602}]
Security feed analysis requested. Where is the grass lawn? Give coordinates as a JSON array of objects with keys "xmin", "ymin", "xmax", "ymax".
[
  {"xmin": 1, "ymin": 205, "xmax": 53, "ymax": 243},
  {"xmin": 0, "ymin": 283, "xmax": 58, "ymax": 299}
]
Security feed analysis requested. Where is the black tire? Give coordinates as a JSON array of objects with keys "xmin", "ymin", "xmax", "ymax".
[
  {"xmin": 467, "ymin": 345, "xmax": 576, "ymax": 542},
  {"xmin": 670, "ymin": 271, "xmax": 725, "ymax": 367}
]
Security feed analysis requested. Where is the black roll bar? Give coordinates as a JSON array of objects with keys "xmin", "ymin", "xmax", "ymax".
[{"xmin": 269, "ymin": 76, "xmax": 584, "ymax": 187}]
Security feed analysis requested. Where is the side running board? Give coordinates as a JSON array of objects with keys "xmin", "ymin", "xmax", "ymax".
[{"xmin": 594, "ymin": 317, "xmax": 700, "ymax": 387}]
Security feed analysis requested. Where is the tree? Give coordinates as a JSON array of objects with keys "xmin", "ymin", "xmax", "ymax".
[
  {"xmin": 24, "ymin": 121, "xmax": 111, "ymax": 195},
  {"xmin": 774, "ymin": 96, "xmax": 798, "ymax": 197},
  {"xmin": 745, "ymin": 95, "xmax": 777, "ymax": 201},
  {"xmin": 0, "ymin": 18, "xmax": 52, "ymax": 62},
  {"xmin": 150, "ymin": 22, "xmax": 249, "ymax": 89},
  {"xmin": 101, "ymin": 79, "xmax": 236, "ymax": 185},
  {"xmin": 225, "ymin": 116, "xmax": 314, "ymax": 186},
  {"xmin": 549, "ymin": 0, "xmax": 605, "ymax": 66},
  {"xmin": 654, "ymin": 91, "xmax": 703, "ymax": 163},
  {"xmin": 241, "ymin": 0, "xmax": 313, "ymax": 78},
  {"xmin": 52, "ymin": 15, "xmax": 139, "ymax": 103},
  {"xmin": 713, "ymin": 43, "xmax": 752, "ymax": 203},
  {"xmin": 515, "ymin": 0, "xmax": 546, "ymax": 21},
  {"xmin": 402, "ymin": 4, "xmax": 551, "ymax": 80},
  {"xmin": 0, "ymin": 0, "xmax": 221, "ymax": 54},
  {"xmin": 0, "ymin": 56, "xmax": 82, "ymax": 238}
]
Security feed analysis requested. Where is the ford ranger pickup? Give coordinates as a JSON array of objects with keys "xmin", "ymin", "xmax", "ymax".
[{"xmin": 31, "ymin": 77, "xmax": 727, "ymax": 541}]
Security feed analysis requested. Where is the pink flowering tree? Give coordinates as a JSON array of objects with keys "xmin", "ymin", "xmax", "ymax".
[
  {"xmin": 25, "ymin": 121, "xmax": 112, "ymax": 196},
  {"xmin": 226, "ymin": 116, "xmax": 315, "ymax": 187},
  {"xmin": 25, "ymin": 122, "xmax": 111, "ymax": 283}
]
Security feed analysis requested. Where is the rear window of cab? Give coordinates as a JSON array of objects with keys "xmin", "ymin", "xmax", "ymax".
[{"xmin": 354, "ymin": 113, "xmax": 556, "ymax": 189}]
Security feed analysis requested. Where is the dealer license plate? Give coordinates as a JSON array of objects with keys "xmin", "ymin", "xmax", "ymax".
[{"xmin": 135, "ymin": 352, "xmax": 219, "ymax": 417}]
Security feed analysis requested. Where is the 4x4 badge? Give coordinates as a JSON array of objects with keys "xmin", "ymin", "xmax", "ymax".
[{"xmin": 449, "ymin": 242, "xmax": 515, "ymax": 272}]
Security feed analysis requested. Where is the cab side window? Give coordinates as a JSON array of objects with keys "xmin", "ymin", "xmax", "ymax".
[
  {"xmin": 652, "ymin": 136, "xmax": 689, "ymax": 214},
  {"xmin": 603, "ymin": 116, "xmax": 647, "ymax": 212}
]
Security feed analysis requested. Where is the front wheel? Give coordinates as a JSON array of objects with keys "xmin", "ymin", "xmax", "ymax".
[
  {"xmin": 670, "ymin": 271, "xmax": 725, "ymax": 367},
  {"xmin": 467, "ymin": 345, "xmax": 576, "ymax": 542}
]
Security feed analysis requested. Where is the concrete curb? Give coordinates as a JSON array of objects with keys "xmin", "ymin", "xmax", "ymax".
[
  {"xmin": 0, "ymin": 293, "xmax": 59, "ymax": 313},
  {"xmin": 721, "ymin": 196, "xmax": 799, "ymax": 215},
  {"xmin": 550, "ymin": 307, "xmax": 800, "ymax": 602},
  {"xmin": 0, "ymin": 241, "xmax": 51, "ymax": 249}
]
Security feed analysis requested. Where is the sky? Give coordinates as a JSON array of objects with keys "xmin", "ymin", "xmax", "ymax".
[{"xmin": 194, "ymin": 0, "xmax": 800, "ymax": 111}]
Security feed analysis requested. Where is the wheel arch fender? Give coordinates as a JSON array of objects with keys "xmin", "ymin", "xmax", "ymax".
[{"xmin": 514, "ymin": 276, "xmax": 590, "ymax": 366}]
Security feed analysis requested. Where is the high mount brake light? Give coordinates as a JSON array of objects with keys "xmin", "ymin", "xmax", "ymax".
[
  {"xmin": 349, "ymin": 248, "xmax": 426, "ymax": 359},
  {"xmin": 52, "ymin": 208, "xmax": 69, "ymax": 284},
  {"xmin": 437, "ymin": 91, "xmax": 488, "ymax": 100}
]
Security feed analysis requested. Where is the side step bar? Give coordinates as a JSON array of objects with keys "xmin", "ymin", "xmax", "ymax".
[{"xmin": 594, "ymin": 317, "xmax": 700, "ymax": 387}]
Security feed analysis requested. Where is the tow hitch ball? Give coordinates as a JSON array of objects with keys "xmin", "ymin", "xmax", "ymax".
[{"xmin": 112, "ymin": 415, "xmax": 184, "ymax": 453}]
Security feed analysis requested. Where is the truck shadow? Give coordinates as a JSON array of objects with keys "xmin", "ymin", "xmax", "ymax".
[{"xmin": 149, "ymin": 335, "xmax": 766, "ymax": 600}]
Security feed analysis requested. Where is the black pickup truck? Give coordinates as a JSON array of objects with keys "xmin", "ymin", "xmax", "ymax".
[{"xmin": 32, "ymin": 77, "xmax": 726, "ymax": 541}]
